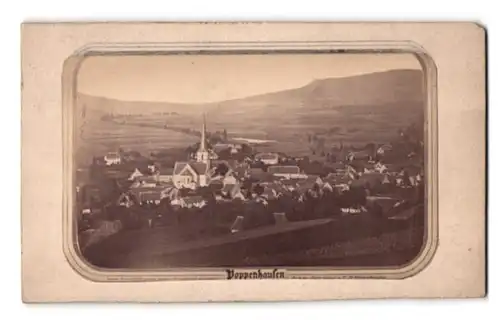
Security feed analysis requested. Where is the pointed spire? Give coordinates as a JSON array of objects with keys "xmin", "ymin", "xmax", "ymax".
[
  {"xmin": 195, "ymin": 112, "xmax": 210, "ymax": 165},
  {"xmin": 200, "ymin": 112, "xmax": 207, "ymax": 151}
]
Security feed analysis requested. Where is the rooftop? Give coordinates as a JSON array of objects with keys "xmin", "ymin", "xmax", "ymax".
[
  {"xmin": 182, "ymin": 195, "xmax": 206, "ymax": 205},
  {"xmin": 268, "ymin": 165, "xmax": 301, "ymax": 174},
  {"xmin": 173, "ymin": 161, "xmax": 209, "ymax": 176},
  {"xmin": 255, "ymin": 153, "xmax": 279, "ymax": 160},
  {"xmin": 104, "ymin": 152, "xmax": 120, "ymax": 160}
]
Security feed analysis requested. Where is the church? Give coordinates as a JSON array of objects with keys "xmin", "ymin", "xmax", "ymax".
[{"xmin": 172, "ymin": 114, "xmax": 214, "ymax": 189}]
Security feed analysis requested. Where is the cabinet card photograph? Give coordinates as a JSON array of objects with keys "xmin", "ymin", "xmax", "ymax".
[
  {"xmin": 71, "ymin": 52, "xmax": 432, "ymax": 276},
  {"xmin": 21, "ymin": 22, "xmax": 485, "ymax": 302}
]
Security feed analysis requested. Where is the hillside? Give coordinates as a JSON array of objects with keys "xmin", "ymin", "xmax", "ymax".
[
  {"xmin": 77, "ymin": 69, "xmax": 424, "ymax": 117},
  {"xmin": 75, "ymin": 69, "xmax": 425, "ymax": 162}
]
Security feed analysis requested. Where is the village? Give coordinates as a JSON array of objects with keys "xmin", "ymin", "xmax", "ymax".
[{"xmin": 76, "ymin": 114, "xmax": 425, "ymax": 253}]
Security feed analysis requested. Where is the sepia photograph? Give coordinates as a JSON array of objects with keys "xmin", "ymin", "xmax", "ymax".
[
  {"xmin": 72, "ymin": 52, "xmax": 428, "ymax": 271},
  {"xmin": 20, "ymin": 21, "xmax": 486, "ymax": 303}
]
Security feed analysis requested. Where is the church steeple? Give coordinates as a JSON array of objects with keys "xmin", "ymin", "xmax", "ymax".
[
  {"xmin": 196, "ymin": 113, "xmax": 210, "ymax": 164},
  {"xmin": 200, "ymin": 113, "xmax": 207, "ymax": 152}
]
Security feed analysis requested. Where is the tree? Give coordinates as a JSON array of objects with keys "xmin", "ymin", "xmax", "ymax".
[
  {"xmin": 199, "ymin": 186, "xmax": 216, "ymax": 202},
  {"xmin": 302, "ymin": 160, "xmax": 327, "ymax": 176},
  {"xmin": 214, "ymin": 162, "xmax": 230, "ymax": 176},
  {"xmin": 253, "ymin": 184, "xmax": 265, "ymax": 196},
  {"xmin": 339, "ymin": 186, "xmax": 367, "ymax": 207},
  {"xmin": 217, "ymin": 148, "xmax": 232, "ymax": 160},
  {"xmin": 240, "ymin": 143, "xmax": 253, "ymax": 156},
  {"xmin": 251, "ymin": 160, "xmax": 268, "ymax": 171},
  {"xmin": 159, "ymin": 198, "xmax": 172, "ymax": 213},
  {"xmin": 365, "ymin": 143, "xmax": 376, "ymax": 158},
  {"xmin": 370, "ymin": 202, "xmax": 384, "ymax": 220}
]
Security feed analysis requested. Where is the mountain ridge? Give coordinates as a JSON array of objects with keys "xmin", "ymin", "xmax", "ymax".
[{"xmin": 77, "ymin": 69, "xmax": 424, "ymax": 117}]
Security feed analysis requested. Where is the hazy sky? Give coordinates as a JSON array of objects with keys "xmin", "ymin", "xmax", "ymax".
[{"xmin": 77, "ymin": 53, "xmax": 422, "ymax": 104}]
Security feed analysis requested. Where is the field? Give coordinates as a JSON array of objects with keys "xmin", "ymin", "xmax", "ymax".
[
  {"xmin": 83, "ymin": 209, "xmax": 425, "ymax": 269},
  {"xmin": 76, "ymin": 103, "xmax": 422, "ymax": 166},
  {"xmin": 75, "ymin": 69, "xmax": 425, "ymax": 165}
]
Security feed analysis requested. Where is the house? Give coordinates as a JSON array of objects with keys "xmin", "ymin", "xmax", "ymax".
[
  {"xmin": 272, "ymin": 212, "xmax": 288, "ymax": 225},
  {"xmin": 345, "ymin": 165, "xmax": 360, "ymax": 180},
  {"xmin": 255, "ymin": 152, "xmax": 279, "ymax": 165},
  {"xmin": 170, "ymin": 198, "xmax": 183, "ymax": 207},
  {"xmin": 230, "ymin": 216, "xmax": 245, "ymax": 233},
  {"xmin": 296, "ymin": 178, "xmax": 320, "ymax": 195},
  {"xmin": 374, "ymin": 162, "xmax": 389, "ymax": 173},
  {"xmin": 264, "ymin": 182, "xmax": 287, "ymax": 196},
  {"xmin": 232, "ymin": 166, "xmax": 247, "ymax": 179},
  {"xmin": 376, "ymin": 144, "xmax": 392, "ymax": 156},
  {"xmin": 379, "ymin": 162, "xmax": 395, "ymax": 172},
  {"xmin": 154, "ymin": 167, "xmax": 174, "ymax": 183},
  {"xmin": 135, "ymin": 186, "xmax": 173, "ymax": 205},
  {"xmin": 147, "ymin": 164, "xmax": 156, "ymax": 174},
  {"xmin": 172, "ymin": 114, "xmax": 213, "ymax": 189},
  {"xmin": 130, "ymin": 177, "xmax": 157, "ymax": 188},
  {"xmin": 163, "ymin": 187, "xmax": 180, "ymax": 200},
  {"xmin": 322, "ymin": 182, "xmax": 334, "ymax": 192},
  {"xmin": 363, "ymin": 163, "xmax": 376, "ymax": 174},
  {"xmin": 306, "ymin": 175, "xmax": 324, "ymax": 186},
  {"xmin": 323, "ymin": 174, "xmax": 351, "ymax": 192},
  {"xmin": 139, "ymin": 191, "xmax": 164, "ymax": 205},
  {"xmin": 247, "ymin": 167, "xmax": 264, "ymax": 177},
  {"xmin": 348, "ymin": 150, "xmax": 373, "ymax": 161},
  {"xmin": 280, "ymin": 179, "xmax": 300, "ymax": 191},
  {"xmin": 382, "ymin": 174, "xmax": 396, "ymax": 185},
  {"xmin": 350, "ymin": 172, "xmax": 385, "ymax": 189},
  {"xmin": 128, "ymin": 168, "xmax": 144, "ymax": 181},
  {"xmin": 405, "ymin": 165, "xmax": 424, "ymax": 186},
  {"xmin": 341, "ymin": 206, "xmax": 368, "ymax": 215},
  {"xmin": 116, "ymin": 192, "xmax": 135, "ymax": 208},
  {"xmin": 261, "ymin": 187, "xmax": 279, "ymax": 200},
  {"xmin": 222, "ymin": 174, "xmax": 238, "ymax": 186},
  {"xmin": 254, "ymin": 196, "xmax": 269, "ymax": 206},
  {"xmin": 129, "ymin": 178, "xmax": 174, "ymax": 205},
  {"xmin": 172, "ymin": 161, "xmax": 210, "ymax": 189},
  {"xmin": 246, "ymin": 168, "xmax": 274, "ymax": 182},
  {"xmin": 267, "ymin": 165, "xmax": 307, "ymax": 179},
  {"xmin": 324, "ymin": 162, "xmax": 346, "ymax": 172},
  {"xmin": 367, "ymin": 196, "xmax": 400, "ymax": 213},
  {"xmin": 179, "ymin": 196, "xmax": 207, "ymax": 209},
  {"xmin": 104, "ymin": 152, "xmax": 121, "ymax": 166},
  {"xmin": 220, "ymin": 183, "xmax": 246, "ymax": 201}
]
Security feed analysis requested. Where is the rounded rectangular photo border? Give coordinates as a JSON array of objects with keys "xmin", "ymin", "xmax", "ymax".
[{"xmin": 62, "ymin": 41, "xmax": 438, "ymax": 282}]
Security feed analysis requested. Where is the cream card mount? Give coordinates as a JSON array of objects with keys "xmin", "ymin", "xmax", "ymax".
[{"xmin": 21, "ymin": 22, "xmax": 486, "ymax": 302}]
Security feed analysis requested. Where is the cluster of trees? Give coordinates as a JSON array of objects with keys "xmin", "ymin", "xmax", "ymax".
[
  {"xmin": 215, "ymin": 143, "xmax": 253, "ymax": 161},
  {"xmin": 307, "ymin": 133, "xmax": 326, "ymax": 155},
  {"xmin": 249, "ymin": 156, "xmax": 334, "ymax": 177},
  {"xmin": 208, "ymin": 129, "xmax": 229, "ymax": 144},
  {"xmin": 87, "ymin": 181, "xmax": 372, "ymax": 234},
  {"xmin": 79, "ymin": 172, "xmax": 423, "ymax": 245}
]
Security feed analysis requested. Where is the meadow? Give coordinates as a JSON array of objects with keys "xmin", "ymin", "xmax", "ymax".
[{"xmin": 75, "ymin": 69, "xmax": 425, "ymax": 164}]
